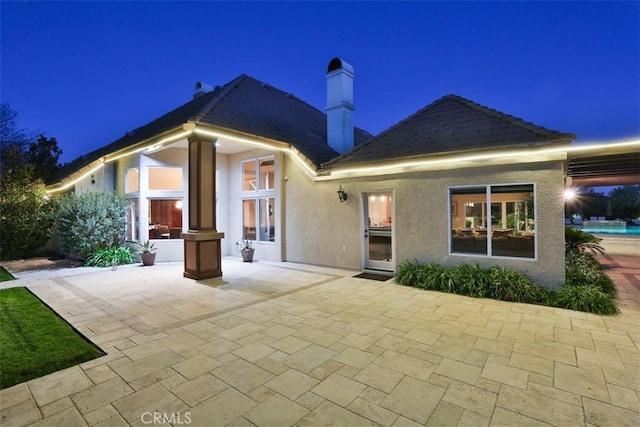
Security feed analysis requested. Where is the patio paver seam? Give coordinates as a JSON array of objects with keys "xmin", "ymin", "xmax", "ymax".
[{"xmin": 145, "ymin": 275, "xmax": 345, "ymax": 336}]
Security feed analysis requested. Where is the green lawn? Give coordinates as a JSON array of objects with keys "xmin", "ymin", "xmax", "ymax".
[
  {"xmin": 0, "ymin": 287, "xmax": 105, "ymax": 389},
  {"xmin": 0, "ymin": 267, "xmax": 14, "ymax": 282}
]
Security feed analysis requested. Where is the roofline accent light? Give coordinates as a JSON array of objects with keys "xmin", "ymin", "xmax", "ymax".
[
  {"xmin": 193, "ymin": 125, "xmax": 318, "ymax": 177},
  {"xmin": 326, "ymin": 140, "xmax": 640, "ymax": 179},
  {"xmin": 47, "ymin": 129, "xmax": 193, "ymax": 194}
]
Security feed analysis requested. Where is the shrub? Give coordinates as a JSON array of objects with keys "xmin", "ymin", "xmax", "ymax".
[
  {"xmin": 552, "ymin": 285, "xmax": 618, "ymax": 315},
  {"xmin": 394, "ymin": 260, "xmax": 615, "ymax": 315},
  {"xmin": 487, "ymin": 267, "xmax": 547, "ymax": 304},
  {"xmin": 396, "ymin": 261, "xmax": 548, "ymax": 304},
  {"xmin": 451, "ymin": 263, "xmax": 491, "ymax": 298},
  {"xmin": 565, "ymin": 252, "xmax": 616, "ymax": 296},
  {"xmin": 565, "ymin": 227, "xmax": 604, "ymax": 255},
  {"xmin": 0, "ymin": 167, "xmax": 58, "ymax": 260},
  {"xmin": 85, "ymin": 246, "xmax": 135, "ymax": 268},
  {"xmin": 53, "ymin": 192, "xmax": 127, "ymax": 259},
  {"xmin": 395, "ymin": 260, "xmax": 422, "ymax": 286}
]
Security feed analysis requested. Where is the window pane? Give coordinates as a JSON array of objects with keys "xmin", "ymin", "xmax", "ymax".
[
  {"xmin": 490, "ymin": 184, "xmax": 535, "ymax": 258},
  {"xmin": 149, "ymin": 199, "xmax": 183, "ymax": 239},
  {"xmin": 126, "ymin": 199, "xmax": 139, "ymax": 241},
  {"xmin": 242, "ymin": 161, "xmax": 257, "ymax": 191},
  {"xmin": 259, "ymin": 157, "xmax": 275, "ymax": 190},
  {"xmin": 126, "ymin": 168, "xmax": 139, "ymax": 193},
  {"xmin": 451, "ymin": 188, "xmax": 488, "ymax": 255},
  {"xmin": 259, "ymin": 198, "xmax": 275, "ymax": 242},
  {"xmin": 242, "ymin": 199, "xmax": 256, "ymax": 240},
  {"xmin": 149, "ymin": 167, "xmax": 182, "ymax": 190}
]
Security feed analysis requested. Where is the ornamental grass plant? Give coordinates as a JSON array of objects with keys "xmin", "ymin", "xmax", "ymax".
[
  {"xmin": 85, "ymin": 246, "xmax": 135, "ymax": 268},
  {"xmin": 396, "ymin": 262, "xmax": 550, "ymax": 306},
  {"xmin": 396, "ymin": 255, "xmax": 617, "ymax": 315}
]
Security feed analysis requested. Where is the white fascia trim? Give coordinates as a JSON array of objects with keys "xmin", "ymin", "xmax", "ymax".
[
  {"xmin": 320, "ymin": 139, "xmax": 640, "ymax": 181},
  {"xmin": 46, "ymin": 128, "xmax": 193, "ymax": 194},
  {"xmin": 192, "ymin": 124, "xmax": 319, "ymax": 178}
]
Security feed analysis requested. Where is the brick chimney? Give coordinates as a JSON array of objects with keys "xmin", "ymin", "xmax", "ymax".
[{"xmin": 326, "ymin": 58, "xmax": 354, "ymax": 153}]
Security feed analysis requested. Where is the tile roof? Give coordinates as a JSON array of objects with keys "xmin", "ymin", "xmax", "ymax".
[
  {"xmin": 51, "ymin": 74, "xmax": 372, "ymax": 184},
  {"xmin": 321, "ymin": 94, "xmax": 576, "ymax": 169}
]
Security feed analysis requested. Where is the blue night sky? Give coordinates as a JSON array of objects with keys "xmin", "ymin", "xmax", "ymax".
[{"xmin": 2, "ymin": 1, "xmax": 639, "ymax": 164}]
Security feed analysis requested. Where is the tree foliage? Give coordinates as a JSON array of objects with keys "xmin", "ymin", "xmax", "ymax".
[
  {"xmin": 0, "ymin": 166, "xmax": 58, "ymax": 260},
  {"xmin": 608, "ymin": 185, "xmax": 640, "ymax": 218},
  {"xmin": 0, "ymin": 104, "xmax": 64, "ymax": 259},
  {"xmin": 53, "ymin": 192, "xmax": 127, "ymax": 260}
]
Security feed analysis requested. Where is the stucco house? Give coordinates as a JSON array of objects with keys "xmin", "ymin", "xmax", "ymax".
[{"xmin": 48, "ymin": 58, "xmax": 630, "ymax": 287}]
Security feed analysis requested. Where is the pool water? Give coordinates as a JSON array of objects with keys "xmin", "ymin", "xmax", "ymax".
[{"xmin": 579, "ymin": 227, "xmax": 640, "ymax": 235}]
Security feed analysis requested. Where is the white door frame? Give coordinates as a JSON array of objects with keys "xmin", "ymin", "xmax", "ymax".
[{"xmin": 362, "ymin": 190, "xmax": 395, "ymax": 272}]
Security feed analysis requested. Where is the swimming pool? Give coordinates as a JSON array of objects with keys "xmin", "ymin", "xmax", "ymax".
[{"xmin": 577, "ymin": 227, "xmax": 640, "ymax": 235}]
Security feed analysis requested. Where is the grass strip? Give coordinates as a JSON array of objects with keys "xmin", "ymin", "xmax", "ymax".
[
  {"xmin": 0, "ymin": 267, "xmax": 14, "ymax": 282},
  {"xmin": 0, "ymin": 287, "xmax": 105, "ymax": 389}
]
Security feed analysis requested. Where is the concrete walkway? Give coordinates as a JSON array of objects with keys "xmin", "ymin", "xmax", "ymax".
[{"xmin": 1, "ymin": 256, "xmax": 638, "ymax": 426}]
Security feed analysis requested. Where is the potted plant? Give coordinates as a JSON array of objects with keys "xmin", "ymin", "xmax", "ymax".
[
  {"xmin": 138, "ymin": 240, "xmax": 157, "ymax": 266},
  {"xmin": 236, "ymin": 239, "xmax": 255, "ymax": 263}
]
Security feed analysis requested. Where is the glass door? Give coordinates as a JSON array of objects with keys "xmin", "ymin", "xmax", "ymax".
[{"xmin": 364, "ymin": 192, "xmax": 393, "ymax": 271}]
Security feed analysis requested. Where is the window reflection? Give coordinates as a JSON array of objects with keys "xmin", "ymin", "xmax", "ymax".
[
  {"xmin": 450, "ymin": 184, "xmax": 535, "ymax": 258},
  {"xmin": 149, "ymin": 199, "xmax": 183, "ymax": 239}
]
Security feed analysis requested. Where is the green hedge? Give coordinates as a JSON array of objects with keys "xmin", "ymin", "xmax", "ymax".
[{"xmin": 395, "ymin": 260, "xmax": 618, "ymax": 315}]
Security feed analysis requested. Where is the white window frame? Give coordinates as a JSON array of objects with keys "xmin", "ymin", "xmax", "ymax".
[
  {"xmin": 241, "ymin": 155, "xmax": 276, "ymax": 243},
  {"xmin": 125, "ymin": 198, "xmax": 139, "ymax": 242},
  {"xmin": 449, "ymin": 183, "xmax": 537, "ymax": 260},
  {"xmin": 125, "ymin": 168, "xmax": 139, "ymax": 194}
]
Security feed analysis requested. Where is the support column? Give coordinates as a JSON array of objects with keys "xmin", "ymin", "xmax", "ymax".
[{"xmin": 182, "ymin": 136, "xmax": 224, "ymax": 279}]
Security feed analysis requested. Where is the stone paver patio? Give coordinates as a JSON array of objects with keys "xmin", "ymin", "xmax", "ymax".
[{"xmin": 1, "ymin": 252, "xmax": 638, "ymax": 426}]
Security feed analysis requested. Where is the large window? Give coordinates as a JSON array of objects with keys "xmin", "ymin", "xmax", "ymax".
[
  {"xmin": 242, "ymin": 156, "xmax": 276, "ymax": 242},
  {"xmin": 149, "ymin": 167, "xmax": 183, "ymax": 190},
  {"xmin": 126, "ymin": 199, "xmax": 139, "ymax": 241},
  {"xmin": 450, "ymin": 184, "xmax": 535, "ymax": 258},
  {"xmin": 149, "ymin": 199, "xmax": 183, "ymax": 239},
  {"xmin": 242, "ymin": 157, "xmax": 274, "ymax": 192},
  {"xmin": 126, "ymin": 168, "xmax": 139, "ymax": 193}
]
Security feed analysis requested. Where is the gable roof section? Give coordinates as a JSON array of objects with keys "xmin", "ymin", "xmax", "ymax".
[
  {"xmin": 51, "ymin": 79, "xmax": 237, "ymax": 184},
  {"xmin": 322, "ymin": 94, "xmax": 575, "ymax": 169},
  {"xmin": 52, "ymin": 74, "xmax": 372, "ymax": 184},
  {"xmin": 196, "ymin": 75, "xmax": 370, "ymax": 165}
]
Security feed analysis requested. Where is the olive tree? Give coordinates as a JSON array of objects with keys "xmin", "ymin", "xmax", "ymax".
[{"xmin": 53, "ymin": 192, "xmax": 127, "ymax": 260}]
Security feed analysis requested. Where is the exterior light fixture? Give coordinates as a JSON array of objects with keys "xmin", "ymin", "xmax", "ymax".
[
  {"xmin": 337, "ymin": 185, "xmax": 348, "ymax": 203},
  {"xmin": 175, "ymin": 200, "xmax": 183, "ymax": 209},
  {"xmin": 563, "ymin": 189, "xmax": 576, "ymax": 201}
]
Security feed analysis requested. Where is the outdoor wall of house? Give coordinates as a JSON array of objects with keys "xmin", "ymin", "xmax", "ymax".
[
  {"xmin": 228, "ymin": 149, "xmax": 283, "ymax": 262},
  {"xmin": 74, "ymin": 163, "xmax": 114, "ymax": 194},
  {"xmin": 215, "ymin": 153, "xmax": 231, "ymax": 255},
  {"xmin": 284, "ymin": 159, "xmax": 566, "ymax": 287},
  {"xmin": 114, "ymin": 153, "xmax": 139, "ymax": 195},
  {"xmin": 283, "ymin": 161, "xmax": 363, "ymax": 269}
]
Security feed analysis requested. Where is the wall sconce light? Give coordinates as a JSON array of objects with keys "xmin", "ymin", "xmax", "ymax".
[
  {"xmin": 91, "ymin": 175, "xmax": 96, "ymax": 185},
  {"xmin": 337, "ymin": 185, "xmax": 348, "ymax": 203}
]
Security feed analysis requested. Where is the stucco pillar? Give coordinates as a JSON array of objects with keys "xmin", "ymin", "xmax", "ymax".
[{"xmin": 182, "ymin": 136, "xmax": 224, "ymax": 279}]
